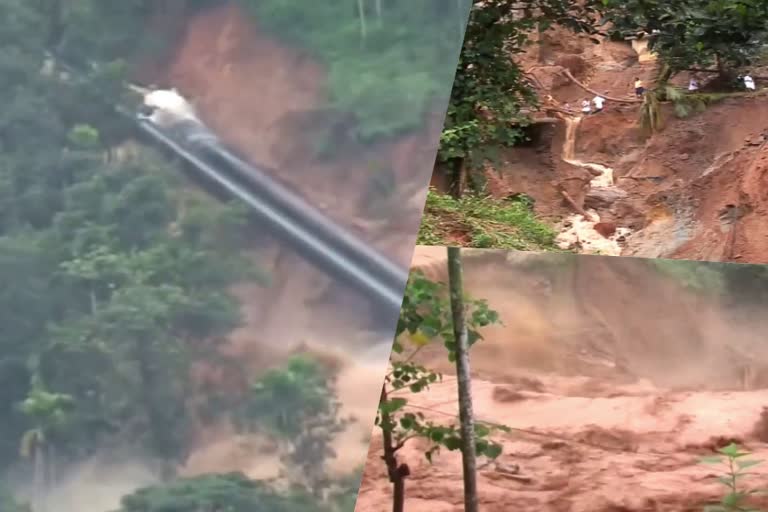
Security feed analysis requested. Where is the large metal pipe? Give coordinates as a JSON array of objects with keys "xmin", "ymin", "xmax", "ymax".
[
  {"xmin": 136, "ymin": 119, "xmax": 406, "ymax": 315},
  {"xmin": 200, "ymin": 143, "xmax": 408, "ymax": 291}
]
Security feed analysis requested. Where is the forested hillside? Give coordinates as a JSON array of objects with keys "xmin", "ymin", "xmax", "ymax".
[
  {"xmin": 0, "ymin": 0, "xmax": 459, "ymax": 511},
  {"xmin": 0, "ymin": 0, "xmax": 267, "ymax": 508}
]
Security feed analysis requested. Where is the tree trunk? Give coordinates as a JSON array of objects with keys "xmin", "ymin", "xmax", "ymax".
[
  {"xmin": 536, "ymin": 21, "xmax": 545, "ymax": 63},
  {"xmin": 380, "ymin": 386, "xmax": 408, "ymax": 512},
  {"xmin": 449, "ymin": 157, "xmax": 466, "ymax": 199},
  {"xmin": 44, "ymin": 0, "xmax": 64, "ymax": 49},
  {"xmin": 447, "ymin": 247, "xmax": 479, "ymax": 512},
  {"xmin": 656, "ymin": 62, "xmax": 673, "ymax": 89},
  {"xmin": 715, "ymin": 53, "xmax": 729, "ymax": 82},
  {"xmin": 33, "ymin": 440, "xmax": 47, "ymax": 512}
]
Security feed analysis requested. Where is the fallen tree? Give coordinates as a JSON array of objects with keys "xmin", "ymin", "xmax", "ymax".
[{"xmin": 559, "ymin": 68, "xmax": 643, "ymax": 104}]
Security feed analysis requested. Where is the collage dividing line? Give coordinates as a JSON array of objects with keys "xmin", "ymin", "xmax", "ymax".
[{"xmin": 1, "ymin": 2, "xmax": 768, "ymax": 512}]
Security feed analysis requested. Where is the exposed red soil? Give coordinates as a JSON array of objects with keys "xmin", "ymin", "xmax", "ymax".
[
  {"xmin": 582, "ymin": 97, "xmax": 768, "ymax": 262},
  {"xmin": 444, "ymin": 24, "xmax": 768, "ymax": 263},
  {"xmin": 154, "ymin": 2, "xmax": 441, "ymax": 365},
  {"xmin": 164, "ymin": 2, "xmax": 439, "ymax": 267}
]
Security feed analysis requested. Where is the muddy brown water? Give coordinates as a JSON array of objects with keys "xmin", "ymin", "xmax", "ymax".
[{"xmin": 358, "ymin": 248, "xmax": 768, "ymax": 512}]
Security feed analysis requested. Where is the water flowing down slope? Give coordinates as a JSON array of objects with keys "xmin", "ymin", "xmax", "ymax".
[{"xmin": 556, "ymin": 116, "xmax": 633, "ymax": 255}]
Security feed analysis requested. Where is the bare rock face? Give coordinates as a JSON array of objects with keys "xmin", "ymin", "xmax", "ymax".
[{"xmin": 585, "ymin": 186, "xmax": 628, "ymax": 209}]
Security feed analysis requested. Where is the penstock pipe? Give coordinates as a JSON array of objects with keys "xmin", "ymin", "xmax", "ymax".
[
  {"xmin": 136, "ymin": 119, "xmax": 407, "ymax": 315},
  {"xmin": 201, "ymin": 143, "xmax": 409, "ymax": 294},
  {"xmin": 52, "ymin": 53, "xmax": 409, "ymax": 318}
]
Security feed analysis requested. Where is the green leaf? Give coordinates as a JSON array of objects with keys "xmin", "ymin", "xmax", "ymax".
[
  {"xmin": 380, "ymin": 397, "xmax": 408, "ymax": 415},
  {"xmin": 736, "ymin": 459, "xmax": 762, "ymax": 470},
  {"xmin": 719, "ymin": 443, "xmax": 747, "ymax": 458},
  {"xmin": 430, "ymin": 430, "xmax": 445, "ymax": 443},
  {"xmin": 444, "ymin": 436, "xmax": 462, "ymax": 451},
  {"xmin": 481, "ymin": 443, "xmax": 503, "ymax": 460},
  {"xmin": 721, "ymin": 491, "xmax": 746, "ymax": 508}
]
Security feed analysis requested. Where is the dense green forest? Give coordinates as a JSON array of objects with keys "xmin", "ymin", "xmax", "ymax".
[
  {"xmin": 185, "ymin": 0, "xmax": 472, "ymax": 148},
  {"xmin": 0, "ymin": 0, "xmax": 254, "ymax": 508},
  {"xmin": 0, "ymin": 1, "xmax": 431, "ymax": 511}
]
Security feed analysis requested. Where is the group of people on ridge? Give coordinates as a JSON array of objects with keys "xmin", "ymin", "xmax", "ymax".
[
  {"xmin": 563, "ymin": 71, "xmax": 759, "ymax": 117},
  {"xmin": 688, "ymin": 74, "xmax": 756, "ymax": 92},
  {"xmin": 577, "ymin": 94, "xmax": 606, "ymax": 115}
]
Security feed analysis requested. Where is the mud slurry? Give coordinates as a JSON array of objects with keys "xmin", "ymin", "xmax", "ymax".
[
  {"xmin": 358, "ymin": 376, "xmax": 768, "ymax": 512},
  {"xmin": 550, "ymin": 94, "xmax": 768, "ymax": 262},
  {"xmin": 356, "ymin": 250, "xmax": 768, "ymax": 512}
]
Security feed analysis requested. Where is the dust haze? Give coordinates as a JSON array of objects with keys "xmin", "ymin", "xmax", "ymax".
[{"xmin": 411, "ymin": 248, "xmax": 768, "ymax": 390}]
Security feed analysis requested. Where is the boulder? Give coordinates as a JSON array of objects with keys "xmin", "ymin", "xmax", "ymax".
[
  {"xmin": 594, "ymin": 222, "xmax": 618, "ymax": 238},
  {"xmin": 585, "ymin": 186, "xmax": 628, "ymax": 209}
]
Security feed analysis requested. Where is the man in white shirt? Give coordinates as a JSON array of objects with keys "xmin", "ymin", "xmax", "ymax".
[
  {"xmin": 688, "ymin": 78, "xmax": 699, "ymax": 92},
  {"xmin": 581, "ymin": 99, "xmax": 592, "ymax": 115},
  {"xmin": 744, "ymin": 74, "xmax": 756, "ymax": 91},
  {"xmin": 592, "ymin": 95, "xmax": 606, "ymax": 113}
]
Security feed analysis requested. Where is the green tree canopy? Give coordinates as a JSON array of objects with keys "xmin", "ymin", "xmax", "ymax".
[
  {"xmin": 116, "ymin": 473, "xmax": 325, "ymax": 512},
  {"xmin": 603, "ymin": 0, "xmax": 768, "ymax": 77}
]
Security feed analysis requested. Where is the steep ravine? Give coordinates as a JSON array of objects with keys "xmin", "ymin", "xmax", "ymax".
[
  {"xmin": 484, "ymin": 25, "xmax": 768, "ymax": 263},
  {"xmin": 555, "ymin": 116, "xmax": 633, "ymax": 256}
]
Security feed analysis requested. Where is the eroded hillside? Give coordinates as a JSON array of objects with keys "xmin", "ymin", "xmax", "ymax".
[{"xmin": 454, "ymin": 26, "xmax": 768, "ymax": 262}]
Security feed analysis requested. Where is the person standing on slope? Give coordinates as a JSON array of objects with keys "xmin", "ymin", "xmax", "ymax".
[
  {"xmin": 688, "ymin": 77, "xmax": 699, "ymax": 92},
  {"xmin": 592, "ymin": 94, "xmax": 606, "ymax": 114},
  {"xmin": 581, "ymin": 98, "xmax": 592, "ymax": 115},
  {"xmin": 634, "ymin": 77, "xmax": 645, "ymax": 98}
]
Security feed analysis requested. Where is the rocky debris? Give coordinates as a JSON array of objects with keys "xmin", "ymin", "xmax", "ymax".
[
  {"xmin": 595, "ymin": 62, "xmax": 629, "ymax": 72},
  {"xmin": 586, "ymin": 167, "xmax": 604, "ymax": 178},
  {"xmin": 585, "ymin": 186, "xmax": 629, "ymax": 209},
  {"xmin": 593, "ymin": 221, "xmax": 617, "ymax": 238}
]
